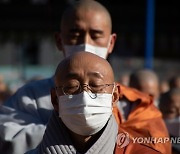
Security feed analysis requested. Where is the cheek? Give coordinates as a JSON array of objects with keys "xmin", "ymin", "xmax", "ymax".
[{"xmin": 95, "ymin": 37, "xmax": 110, "ymax": 47}]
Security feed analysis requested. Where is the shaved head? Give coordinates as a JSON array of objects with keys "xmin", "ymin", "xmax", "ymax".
[
  {"xmin": 159, "ymin": 88, "xmax": 180, "ymax": 119},
  {"xmin": 61, "ymin": 0, "xmax": 112, "ymax": 32},
  {"xmin": 51, "ymin": 52, "xmax": 119, "ymax": 138},
  {"xmin": 169, "ymin": 76, "xmax": 180, "ymax": 89},
  {"xmin": 55, "ymin": 52, "xmax": 114, "ymax": 85},
  {"xmin": 52, "ymin": 51, "xmax": 119, "ymax": 114},
  {"xmin": 130, "ymin": 69, "xmax": 159, "ymax": 85},
  {"xmin": 129, "ymin": 69, "xmax": 159, "ymax": 100},
  {"xmin": 55, "ymin": 0, "xmax": 116, "ymax": 57}
]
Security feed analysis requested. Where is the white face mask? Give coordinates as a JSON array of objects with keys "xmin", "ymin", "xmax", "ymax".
[
  {"xmin": 63, "ymin": 36, "xmax": 112, "ymax": 59},
  {"xmin": 57, "ymin": 91, "xmax": 113, "ymax": 136},
  {"xmin": 164, "ymin": 116, "xmax": 180, "ymax": 137}
]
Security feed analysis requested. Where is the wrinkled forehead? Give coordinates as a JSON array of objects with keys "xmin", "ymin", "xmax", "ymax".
[{"xmin": 55, "ymin": 53, "xmax": 114, "ymax": 83}]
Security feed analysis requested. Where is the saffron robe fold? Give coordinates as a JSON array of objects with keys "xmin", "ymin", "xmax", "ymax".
[{"xmin": 114, "ymin": 83, "xmax": 171, "ymax": 154}]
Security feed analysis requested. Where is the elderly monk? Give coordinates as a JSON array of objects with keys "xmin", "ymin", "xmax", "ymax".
[{"xmin": 26, "ymin": 52, "xmax": 170, "ymax": 154}]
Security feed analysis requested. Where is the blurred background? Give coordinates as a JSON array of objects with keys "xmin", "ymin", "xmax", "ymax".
[{"xmin": 0, "ymin": 0, "xmax": 180, "ymax": 93}]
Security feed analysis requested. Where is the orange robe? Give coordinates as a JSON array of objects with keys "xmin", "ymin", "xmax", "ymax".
[{"xmin": 113, "ymin": 83, "xmax": 171, "ymax": 154}]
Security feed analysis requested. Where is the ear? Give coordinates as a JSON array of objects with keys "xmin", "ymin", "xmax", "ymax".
[
  {"xmin": 54, "ymin": 32, "xmax": 65, "ymax": 55},
  {"xmin": 51, "ymin": 88, "xmax": 59, "ymax": 112},
  {"xmin": 107, "ymin": 33, "xmax": 117, "ymax": 55},
  {"xmin": 112, "ymin": 83, "xmax": 119, "ymax": 106}
]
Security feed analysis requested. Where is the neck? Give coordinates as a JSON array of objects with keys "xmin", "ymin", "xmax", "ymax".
[{"xmin": 68, "ymin": 128, "xmax": 104, "ymax": 153}]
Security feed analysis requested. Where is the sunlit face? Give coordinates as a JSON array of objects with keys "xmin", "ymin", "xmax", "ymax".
[
  {"xmin": 55, "ymin": 54, "xmax": 114, "ymax": 96},
  {"xmin": 57, "ymin": 8, "xmax": 116, "ymax": 57},
  {"xmin": 61, "ymin": 9, "xmax": 111, "ymax": 46},
  {"xmin": 51, "ymin": 53, "xmax": 119, "ymax": 113}
]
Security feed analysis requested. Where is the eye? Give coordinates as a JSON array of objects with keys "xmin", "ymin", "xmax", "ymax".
[
  {"xmin": 69, "ymin": 28, "xmax": 83, "ymax": 39},
  {"xmin": 70, "ymin": 32, "xmax": 80, "ymax": 38},
  {"xmin": 89, "ymin": 83, "xmax": 104, "ymax": 93},
  {"xmin": 63, "ymin": 81, "xmax": 80, "ymax": 94},
  {"xmin": 90, "ymin": 84, "xmax": 101, "ymax": 88},
  {"xmin": 90, "ymin": 34, "xmax": 102, "ymax": 40},
  {"xmin": 90, "ymin": 30, "xmax": 104, "ymax": 40}
]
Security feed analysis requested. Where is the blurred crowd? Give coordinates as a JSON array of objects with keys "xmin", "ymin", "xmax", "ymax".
[{"xmin": 119, "ymin": 70, "xmax": 180, "ymax": 153}]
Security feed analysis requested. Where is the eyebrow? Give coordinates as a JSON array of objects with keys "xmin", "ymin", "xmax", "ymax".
[
  {"xmin": 69, "ymin": 28, "xmax": 82, "ymax": 33},
  {"xmin": 69, "ymin": 28, "xmax": 104, "ymax": 35},
  {"xmin": 87, "ymin": 72, "xmax": 104, "ymax": 79},
  {"xmin": 65, "ymin": 72, "xmax": 79, "ymax": 79},
  {"xmin": 90, "ymin": 29, "xmax": 104, "ymax": 35}
]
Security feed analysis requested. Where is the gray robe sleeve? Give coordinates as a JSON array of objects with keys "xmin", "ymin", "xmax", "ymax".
[
  {"xmin": 0, "ymin": 78, "xmax": 54, "ymax": 154},
  {"xmin": 0, "ymin": 106, "xmax": 46, "ymax": 154}
]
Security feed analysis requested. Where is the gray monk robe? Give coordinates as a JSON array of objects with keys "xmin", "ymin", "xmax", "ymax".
[{"xmin": 26, "ymin": 111, "xmax": 118, "ymax": 154}]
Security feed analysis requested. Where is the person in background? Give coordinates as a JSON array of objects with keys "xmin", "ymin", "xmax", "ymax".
[
  {"xmin": 27, "ymin": 52, "xmax": 163, "ymax": 154},
  {"xmin": 0, "ymin": 0, "xmax": 171, "ymax": 154},
  {"xmin": 0, "ymin": 75, "xmax": 11, "ymax": 105},
  {"xmin": 169, "ymin": 75, "xmax": 180, "ymax": 89},
  {"xmin": 118, "ymin": 73, "xmax": 130, "ymax": 86},
  {"xmin": 159, "ymin": 79, "xmax": 170, "ymax": 94},
  {"xmin": 26, "ymin": 75, "xmax": 44, "ymax": 83},
  {"xmin": 159, "ymin": 88, "xmax": 180, "ymax": 154},
  {"xmin": 129, "ymin": 69, "xmax": 160, "ymax": 107}
]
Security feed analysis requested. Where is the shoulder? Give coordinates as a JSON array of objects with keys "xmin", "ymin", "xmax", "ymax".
[
  {"xmin": 5, "ymin": 77, "xmax": 54, "ymax": 108},
  {"xmin": 21, "ymin": 77, "xmax": 54, "ymax": 92},
  {"xmin": 116, "ymin": 82, "xmax": 153, "ymax": 105},
  {"xmin": 7, "ymin": 77, "xmax": 54, "ymax": 99},
  {"xmin": 4, "ymin": 77, "xmax": 54, "ymax": 123}
]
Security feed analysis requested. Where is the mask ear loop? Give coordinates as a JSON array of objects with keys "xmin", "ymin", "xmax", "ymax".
[
  {"xmin": 111, "ymin": 82, "xmax": 116, "ymax": 95},
  {"xmin": 111, "ymin": 82, "xmax": 116, "ymax": 110}
]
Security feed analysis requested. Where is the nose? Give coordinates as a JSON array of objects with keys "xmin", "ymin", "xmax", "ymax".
[
  {"xmin": 84, "ymin": 33, "xmax": 93, "ymax": 45},
  {"xmin": 81, "ymin": 84, "xmax": 97, "ymax": 99},
  {"xmin": 81, "ymin": 84, "xmax": 90, "ymax": 92}
]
